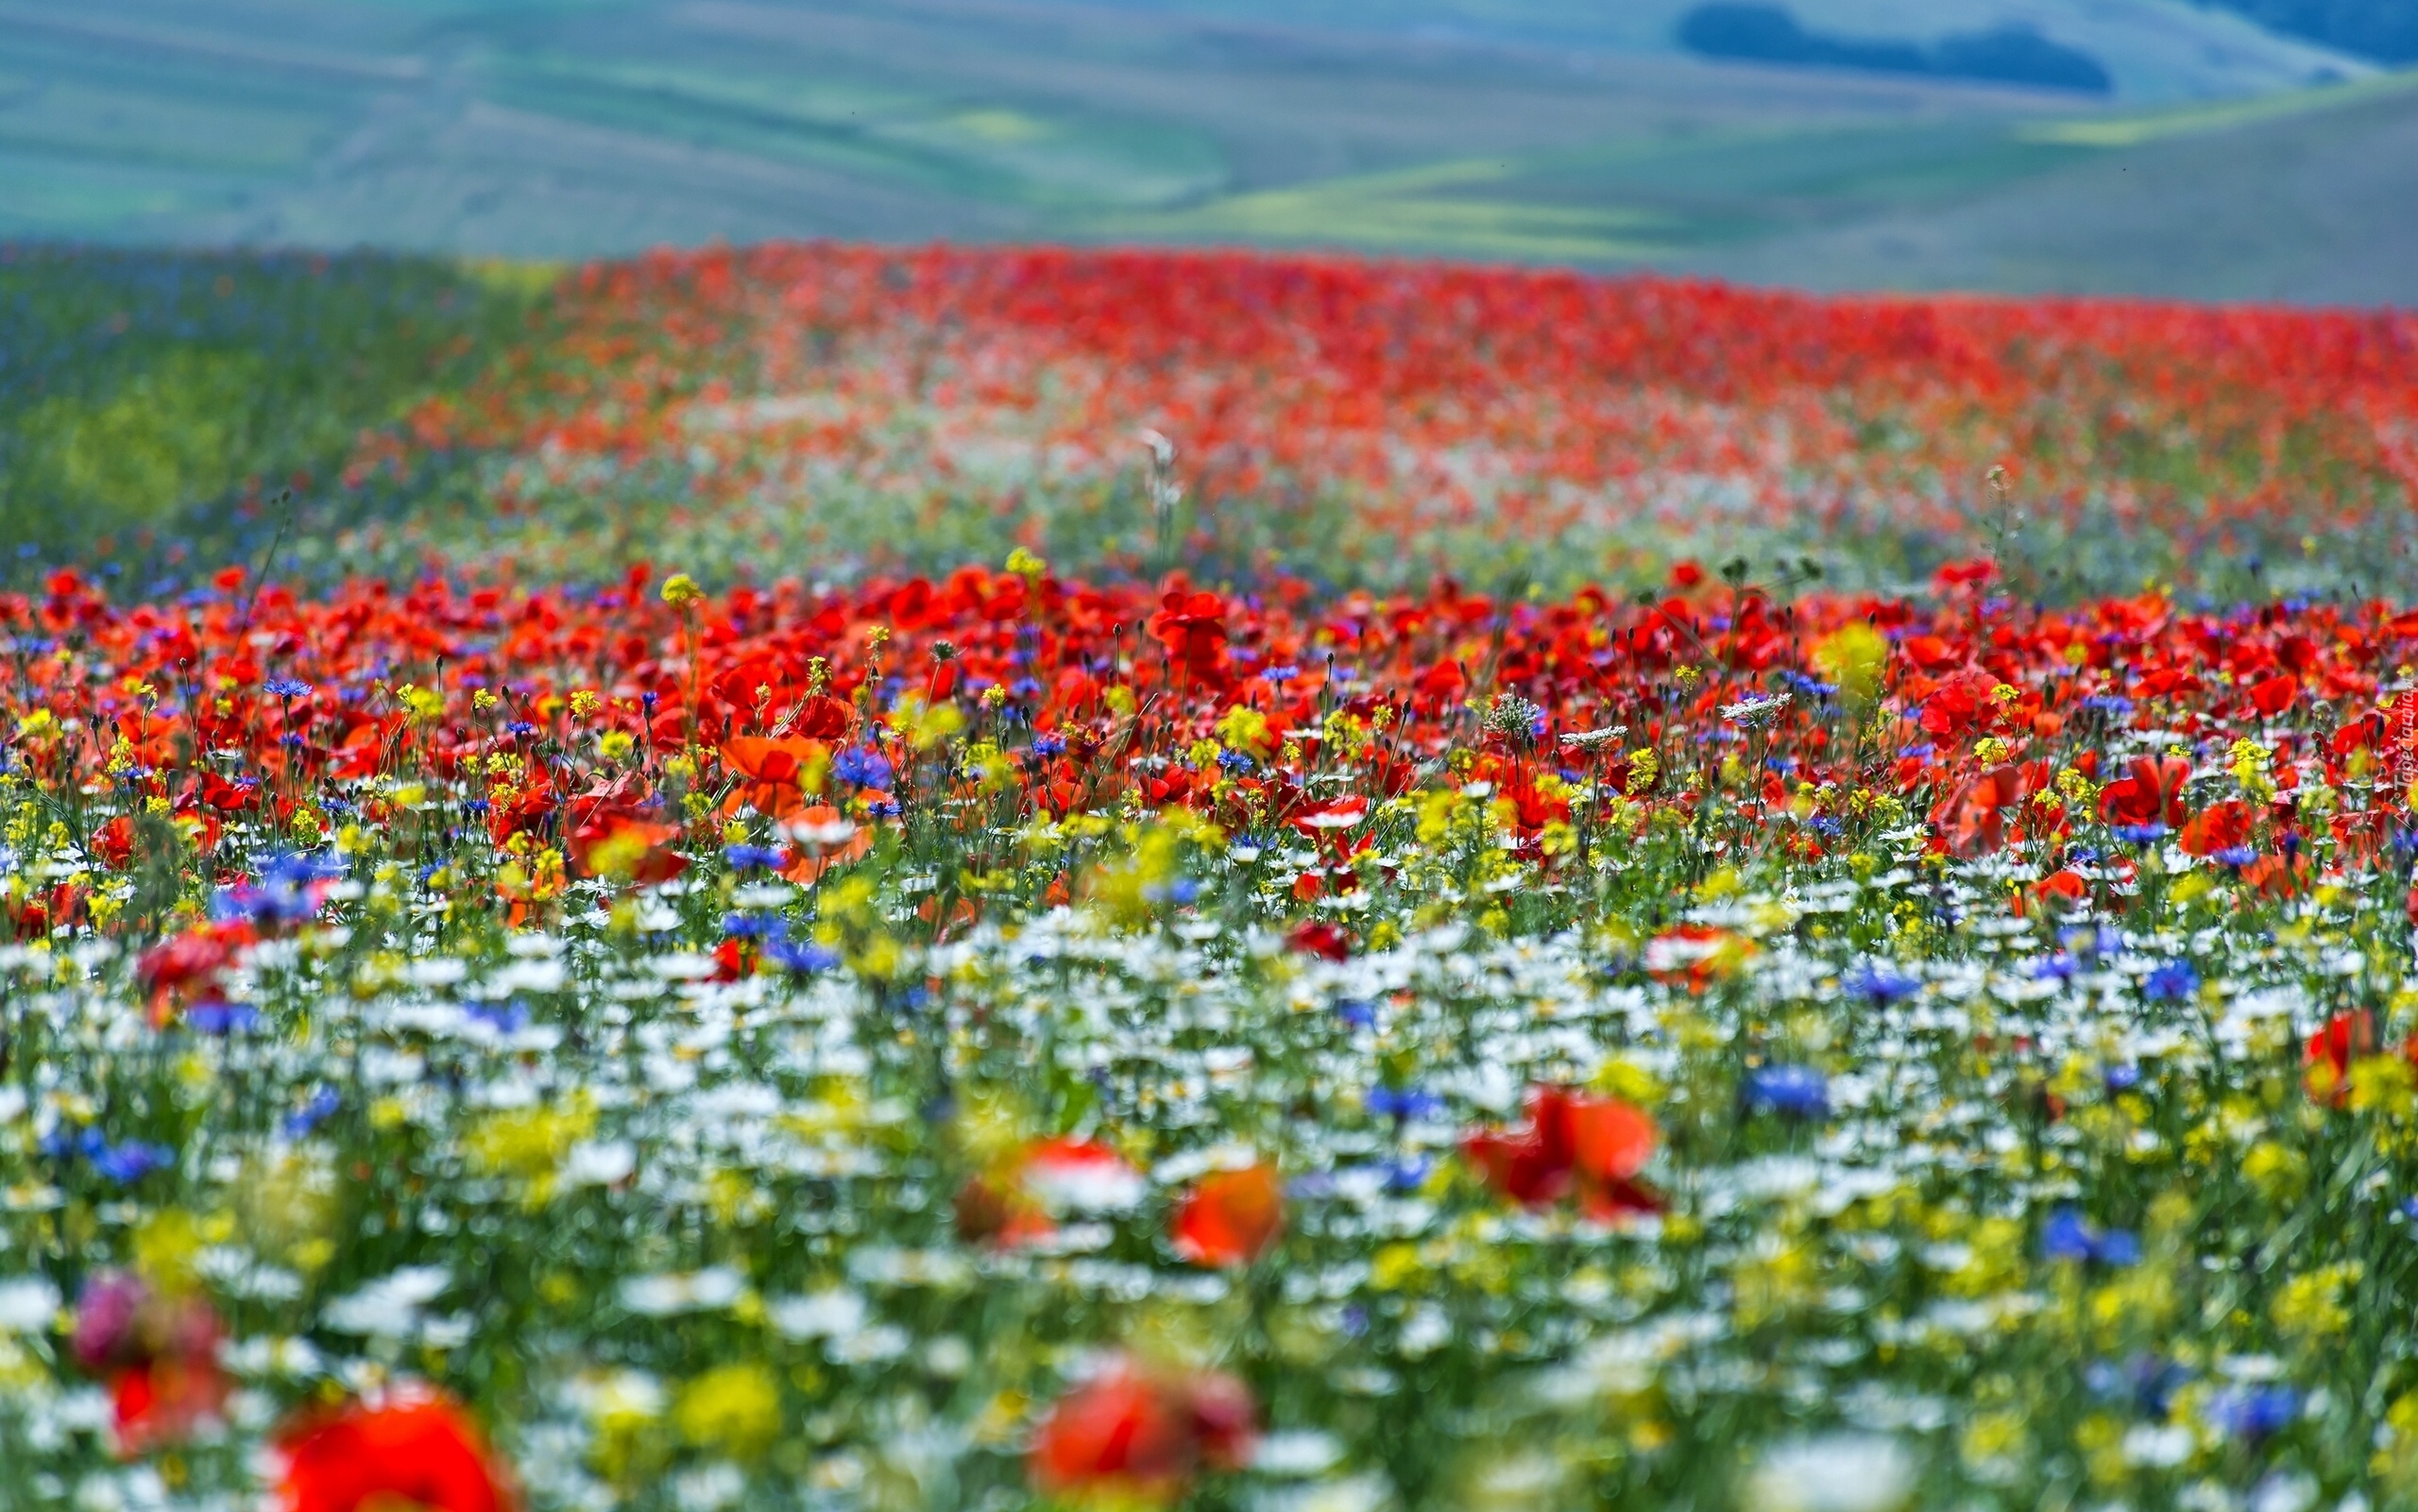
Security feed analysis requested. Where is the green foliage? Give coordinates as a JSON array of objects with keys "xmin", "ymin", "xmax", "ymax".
[{"xmin": 0, "ymin": 246, "xmax": 542, "ymax": 555}]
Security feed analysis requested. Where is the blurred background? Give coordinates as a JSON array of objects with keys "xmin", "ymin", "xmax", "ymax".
[{"xmin": 3, "ymin": 0, "xmax": 2414, "ymax": 304}]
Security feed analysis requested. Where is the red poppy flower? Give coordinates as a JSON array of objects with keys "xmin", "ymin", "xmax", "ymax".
[
  {"xmin": 94, "ymin": 814, "xmax": 137, "ymax": 871},
  {"xmin": 2100, "ymin": 756, "xmax": 2189, "ymax": 828},
  {"xmin": 110, "ymin": 1355, "xmax": 230, "ymax": 1457},
  {"xmin": 2305, "ymin": 1010, "xmax": 2375, "ymax": 1106},
  {"xmin": 565, "ymin": 818, "xmax": 688, "ymax": 886},
  {"xmin": 1463, "ymin": 1086, "xmax": 1660, "ymax": 1220},
  {"xmin": 1169, "ymin": 1163, "xmax": 1286, "ymax": 1267},
  {"xmin": 1931, "ymin": 763, "xmax": 2024, "ymax": 858},
  {"xmin": 1018, "ymin": 1137, "xmax": 1148, "ymax": 1215},
  {"xmin": 2178, "ymin": 800, "xmax": 2255, "ymax": 858},
  {"xmin": 1030, "ymin": 1360, "xmax": 1254, "ymax": 1506},
  {"xmin": 275, "ymin": 1387, "xmax": 518, "ymax": 1512},
  {"xmin": 2247, "ymin": 672, "xmax": 2299, "ymax": 717},
  {"xmin": 778, "ymin": 805, "xmax": 873, "ymax": 883},
  {"xmin": 722, "ymin": 735, "xmax": 830, "ymax": 820},
  {"xmin": 1149, "ymin": 589, "xmax": 1232, "ymax": 690},
  {"xmin": 135, "ymin": 921, "xmax": 257, "ymax": 1028},
  {"xmin": 1286, "ymin": 920, "xmax": 1353, "ymax": 961}
]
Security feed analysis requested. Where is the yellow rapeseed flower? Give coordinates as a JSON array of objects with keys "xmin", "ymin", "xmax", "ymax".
[{"xmin": 673, "ymin": 1363, "xmax": 781, "ymax": 1462}]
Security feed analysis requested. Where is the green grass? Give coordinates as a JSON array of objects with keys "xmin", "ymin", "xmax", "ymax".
[
  {"xmin": 485, "ymin": 53, "xmax": 1229, "ymax": 212},
  {"xmin": 0, "ymin": 82, "xmax": 332, "ymax": 173},
  {"xmin": 1101, "ymin": 115, "xmax": 2102, "ymax": 262},
  {"xmin": 2018, "ymin": 59, "xmax": 2418, "ymax": 144},
  {"xmin": 1110, "ymin": 155, "xmax": 1683, "ymax": 261},
  {"xmin": 0, "ymin": 247, "xmax": 546, "ymax": 557}
]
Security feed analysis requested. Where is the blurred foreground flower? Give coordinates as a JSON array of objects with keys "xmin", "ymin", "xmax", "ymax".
[
  {"xmin": 1169, "ymin": 1162, "xmax": 1286, "ymax": 1266},
  {"xmin": 1746, "ymin": 1434, "xmax": 1917, "ymax": 1512},
  {"xmin": 1462, "ymin": 1087, "xmax": 1659, "ymax": 1220},
  {"xmin": 72, "ymin": 1269, "xmax": 228, "ymax": 1456},
  {"xmin": 275, "ymin": 1385, "xmax": 519, "ymax": 1512},
  {"xmin": 1030, "ymin": 1357, "xmax": 1255, "ymax": 1506}
]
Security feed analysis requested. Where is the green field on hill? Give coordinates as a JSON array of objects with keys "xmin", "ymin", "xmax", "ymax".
[{"xmin": 1, "ymin": 0, "xmax": 2411, "ymax": 303}]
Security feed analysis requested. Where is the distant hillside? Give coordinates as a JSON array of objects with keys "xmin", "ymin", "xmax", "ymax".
[
  {"xmin": 1676, "ymin": 6, "xmax": 2113, "ymax": 93},
  {"xmin": 0, "ymin": 0, "xmax": 2409, "ymax": 305},
  {"xmin": 2196, "ymin": 0, "xmax": 2418, "ymax": 61},
  {"xmin": 1089, "ymin": 0, "xmax": 2369, "ymax": 101},
  {"xmin": 1688, "ymin": 70, "xmax": 2418, "ymax": 305}
]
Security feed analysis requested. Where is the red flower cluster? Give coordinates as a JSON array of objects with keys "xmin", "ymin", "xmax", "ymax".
[
  {"xmin": 1463, "ymin": 1087, "xmax": 1660, "ymax": 1221},
  {"xmin": 12, "ymin": 561, "xmax": 2418, "ymax": 957},
  {"xmin": 355, "ymin": 246, "xmax": 2418, "ymax": 570},
  {"xmin": 1030, "ymin": 1359, "xmax": 1256, "ymax": 1506},
  {"xmin": 71, "ymin": 1271, "xmax": 228, "ymax": 1456}
]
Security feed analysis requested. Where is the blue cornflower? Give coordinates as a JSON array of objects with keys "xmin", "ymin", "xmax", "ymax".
[
  {"xmin": 2086, "ymin": 1355, "xmax": 2188, "ymax": 1419},
  {"xmin": 467, "ymin": 1001, "xmax": 530, "ymax": 1035},
  {"xmin": 2032, "ymin": 954, "xmax": 2078, "ymax": 982},
  {"xmin": 1366, "ymin": 1086, "xmax": 1444, "ymax": 1121},
  {"xmin": 505, "ymin": 720, "xmax": 536, "ymax": 737},
  {"xmin": 93, "ymin": 1140, "xmax": 174, "ymax": 1185},
  {"xmin": 210, "ymin": 852, "xmax": 342, "ymax": 926},
  {"xmin": 721, "ymin": 913, "xmax": 780, "ymax": 939},
  {"xmin": 768, "ymin": 940, "xmax": 842, "ymax": 976},
  {"xmin": 2043, "ymin": 1208, "xmax": 2140, "ymax": 1266},
  {"xmin": 1032, "ymin": 735, "xmax": 1067, "ymax": 757},
  {"xmin": 185, "ymin": 1002, "xmax": 259, "ymax": 1035},
  {"xmin": 1743, "ymin": 1064, "xmax": 1830, "ymax": 1119},
  {"xmin": 2104, "ymin": 1063, "xmax": 2142, "ymax": 1093},
  {"xmin": 723, "ymin": 843, "xmax": 786, "ymax": 873},
  {"xmin": 1334, "ymin": 998, "xmax": 1377, "ymax": 1029},
  {"xmin": 264, "ymin": 676, "xmax": 313, "ymax": 699},
  {"xmin": 2214, "ymin": 845, "xmax": 2258, "ymax": 868},
  {"xmin": 1143, "ymin": 877, "xmax": 1200, "ymax": 906},
  {"xmin": 40, "ymin": 1128, "xmax": 103, "ymax": 1164},
  {"xmin": 831, "ymin": 745, "xmax": 894, "ymax": 790},
  {"xmin": 1898, "ymin": 743, "xmax": 1935, "ymax": 760},
  {"xmin": 283, "ymin": 1087, "xmax": 341, "ymax": 1138},
  {"xmin": 2206, "ymin": 1385, "xmax": 2300, "ymax": 1440},
  {"xmin": 1217, "ymin": 749, "xmax": 1255, "ymax": 774},
  {"xmin": 1848, "ymin": 964, "xmax": 1920, "ymax": 1004},
  {"xmin": 2079, "ymin": 695, "xmax": 2135, "ymax": 717},
  {"xmin": 2112, "ymin": 824, "xmax": 2168, "ymax": 845},
  {"xmin": 1262, "ymin": 664, "xmax": 1300, "ymax": 684},
  {"xmin": 2061, "ymin": 926, "xmax": 2112, "ymax": 959},
  {"xmin": 2142, "ymin": 961, "xmax": 2200, "ymax": 1002}
]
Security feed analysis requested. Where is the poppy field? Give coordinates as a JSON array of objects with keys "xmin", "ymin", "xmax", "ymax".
[
  {"xmin": 332, "ymin": 244, "xmax": 2418, "ymax": 598},
  {"xmin": 4, "ymin": 244, "xmax": 2418, "ymax": 1512}
]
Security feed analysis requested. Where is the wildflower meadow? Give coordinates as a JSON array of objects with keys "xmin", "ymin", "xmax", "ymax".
[{"xmin": 4, "ymin": 243, "xmax": 2418, "ymax": 1512}]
